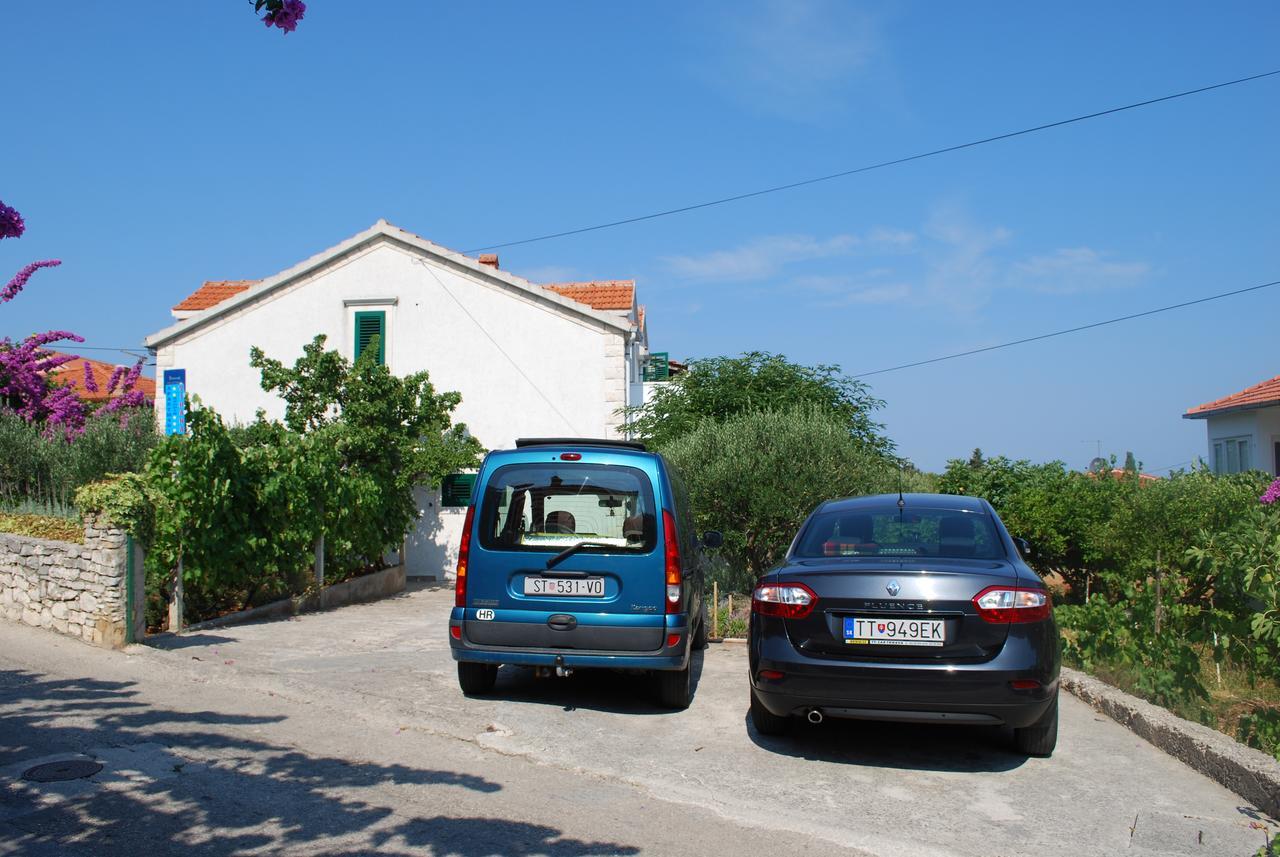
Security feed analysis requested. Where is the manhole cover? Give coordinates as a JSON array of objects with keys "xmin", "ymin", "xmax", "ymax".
[{"xmin": 22, "ymin": 760, "xmax": 103, "ymax": 783}]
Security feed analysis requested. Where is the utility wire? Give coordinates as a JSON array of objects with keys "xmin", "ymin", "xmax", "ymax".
[
  {"xmin": 851, "ymin": 278, "xmax": 1280, "ymax": 379},
  {"xmin": 413, "ymin": 258, "xmax": 583, "ymax": 434},
  {"xmin": 465, "ymin": 69, "xmax": 1280, "ymax": 253}
]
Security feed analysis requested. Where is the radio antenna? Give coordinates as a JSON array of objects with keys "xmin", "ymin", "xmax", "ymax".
[{"xmin": 897, "ymin": 460, "xmax": 906, "ymax": 514}]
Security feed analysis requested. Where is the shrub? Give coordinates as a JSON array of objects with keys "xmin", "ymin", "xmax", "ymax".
[
  {"xmin": 0, "ymin": 407, "xmax": 157, "ymax": 512},
  {"xmin": 661, "ymin": 405, "xmax": 897, "ymax": 589}
]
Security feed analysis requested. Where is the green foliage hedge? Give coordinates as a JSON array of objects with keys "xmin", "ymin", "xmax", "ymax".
[
  {"xmin": 940, "ymin": 453, "xmax": 1280, "ymax": 757},
  {"xmin": 661, "ymin": 405, "xmax": 901, "ymax": 592},
  {"xmin": 0, "ymin": 407, "xmax": 156, "ymax": 513},
  {"xmin": 79, "ymin": 334, "xmax": 483, "ymax": 627}
]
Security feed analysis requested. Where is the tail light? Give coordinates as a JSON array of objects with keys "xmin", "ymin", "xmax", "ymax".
[
  {"xmin": 973, "ymin": 585, "xmax": 1051, "ymax": 623},
  {"xmin": 663, "ymin": 509, "xmax": 681, "ymax": 613},
  {"xmin": 752, "ymin": 583, "xmax": 818, "ymax": 619},
  {"xmin": 455, "ymin": 505, "xmax": 476, "ymax": 608}
]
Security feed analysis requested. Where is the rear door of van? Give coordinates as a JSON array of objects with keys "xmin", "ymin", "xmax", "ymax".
[{"xmin": 463, "ymin": 450, "xmax": 667, "ymax": 652}]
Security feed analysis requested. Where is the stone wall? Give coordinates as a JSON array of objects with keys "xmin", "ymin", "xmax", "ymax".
[{"xmin": 0, "ymin": 514, "xmax": 140, "ymax": 648}]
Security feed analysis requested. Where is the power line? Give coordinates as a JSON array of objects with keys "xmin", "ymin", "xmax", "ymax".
[
  {"xmin": 465, "ymin": 69, "xmax": 1280, "ymax": 253},
  {"xmin": 412, "ymin": 258, "xmax": 583, "ymax": 434},
  {"xmin": 851, "ymin": 278, "xmax": 1280, "ymax": 379}
]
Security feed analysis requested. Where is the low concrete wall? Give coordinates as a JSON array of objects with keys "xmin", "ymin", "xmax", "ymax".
[
  {"xmin": 1062, "ymin": 667, "xmax": 1280, "ymax": 818},
  {"xmin": 0, "ymin": 514, "xmax": 142, "ymax": 649},
  {"xmin": 184, "ymin": 565, "xmax": 407, "ymax": 632}
]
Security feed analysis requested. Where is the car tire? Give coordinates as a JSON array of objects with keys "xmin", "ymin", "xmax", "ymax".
[
  {"xmin": 749, "ymin": 686, "xmax": 790, "ymax": 736},
  {"xmin": 1013, "ymin": 693, "xmax": 1058, "ymax": 757},
  {"xmin": 692, "ymin": 613, "xmax": 708, "ymax": 650},
  {"xmin": 457, "ymin": 662, "xmax": 498, "ymax": 696},
  {"xmin": 656, "ymin": 665, "xmax": 692, "ymax": 709}
]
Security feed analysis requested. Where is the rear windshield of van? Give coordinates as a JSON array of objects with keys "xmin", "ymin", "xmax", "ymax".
[
  {"xmin": 793, "ymin": 507, "xmax": 1006, "ymax": 560},
  {"xmin": 478, "ymin": 463, "xmax": 658, "ymax": 553}
]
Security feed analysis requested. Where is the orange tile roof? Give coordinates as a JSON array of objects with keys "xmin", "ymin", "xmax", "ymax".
[
  {"xmin": 544, "ymin": 280, "xmax": 635, "ymax": 311},
  {"xmin": 173, "ymin": 280, "xmax": 261, "ymax": 312},
  {"xmin": 1184, "ymin": 374, "xmax": 1280, "ymax": 418},
  {"xmin": 47, "ymin": 353, "xmax": 156, "ymax": 404}
]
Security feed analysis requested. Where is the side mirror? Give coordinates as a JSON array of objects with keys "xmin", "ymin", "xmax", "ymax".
[
  {"xmin": 1014, "ymin": 537, "xmax": 1032, "ymax": 558},
  {"xmin": 701, "ymin": 531, "xmax": 724, "ymax": 549}
]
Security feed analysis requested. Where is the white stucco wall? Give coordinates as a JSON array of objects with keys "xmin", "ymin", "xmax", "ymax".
[{"xmin": 152, "ymin": 236, "xmax": 631, "ymax": 578}]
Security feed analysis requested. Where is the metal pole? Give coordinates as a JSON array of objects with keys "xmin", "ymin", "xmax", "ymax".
[
  {"xmin": 314, "ymin": 534, "xmax": 325, "ymax": 587},
  {"xmin": 712, "ymin": 581, "xmax": 719, "ymax": 638},
  {"xmin": 169, "ymin": 556, "xmax": 184, "ymax": 634}
]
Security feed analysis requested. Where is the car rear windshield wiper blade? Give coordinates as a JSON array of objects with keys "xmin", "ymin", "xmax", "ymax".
[{"xmin": 546, "ymin": 541, "xmax": 612, "ymax": 569}]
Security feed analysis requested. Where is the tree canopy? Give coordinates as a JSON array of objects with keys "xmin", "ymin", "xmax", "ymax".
[{"xmin": 623, "ymin": 351, "xmax": 892, "ymax": 455}]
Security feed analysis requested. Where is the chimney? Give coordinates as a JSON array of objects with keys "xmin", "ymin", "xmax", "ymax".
[{"xmin": 478, "ymin": 253, "xmax": 499, "ymax": 270}]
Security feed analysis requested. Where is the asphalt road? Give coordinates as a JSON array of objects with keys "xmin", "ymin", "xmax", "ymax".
[{"xmin": 1, "ymin": 583, "xmax": 1276, "ymax": 856}]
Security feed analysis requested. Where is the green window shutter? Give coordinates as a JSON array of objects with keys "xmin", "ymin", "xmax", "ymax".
[
  {"xmin": 441, "ymin": 473, "xmax": 476, "ymax": 507},
  {"xmin": 354, "ymin": 311, "xmax": 386, "ymax": 365}
]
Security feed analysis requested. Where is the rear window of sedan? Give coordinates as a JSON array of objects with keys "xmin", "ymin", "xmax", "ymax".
[
  {"xmin": 793, "ymin": 507, "xmax": 1006, "ymax": 560},
  {"xmin": 478, "ymin": 462, "xmax": 658, "ymax": 553}
]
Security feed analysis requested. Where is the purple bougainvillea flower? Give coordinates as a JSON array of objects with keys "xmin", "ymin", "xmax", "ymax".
[
  {"xmin": 0, "ymin": 202, "xmax": 23, "ymax": 240},
  {"xmin": 1, "ymin": 260, "xmax": 61, "ymax": 303},
  {"xmin": 82, "ymin": 360, "xmax": 99, "ymax": 393},
  {"xmin": 263, "ymin": 0, "xmax": 306, "ymax": 32},
  {"xmin": 1262, "ymin": 478, "xmax": 1280, "ymax": 505}
]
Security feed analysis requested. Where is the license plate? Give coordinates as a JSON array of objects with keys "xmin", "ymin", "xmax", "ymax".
[
  {"xmin": 844, "ymin": 616, "xmax": 945, "ymax": 647},
  {"xmin": 524, "ymin": 576, "xmax": 605, "ymax": 597}
]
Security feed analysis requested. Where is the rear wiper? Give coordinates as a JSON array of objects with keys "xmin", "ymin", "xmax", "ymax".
[{"xmin": 546, "ymin": 541, "xmax": 612, "ymax": 569}]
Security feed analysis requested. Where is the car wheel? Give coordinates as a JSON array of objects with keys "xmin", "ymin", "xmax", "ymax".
[
  {"xmin": 656, "ymin": 665, "xmax": 692, "ymax": 709},
  {"xmin": 691, "ymin": 614, "xmax": 708, "ymax": 650},
  {"xmin": 457, "ymin": 662, "xmax": 498, "ymax": 696},
  {"xmin": 749, "ymin": 686, "xmax": 790, "ymax": 736},
  {"xmin": 1013, "ymin": 693, "xmax": 1058, "ymax": 757}
]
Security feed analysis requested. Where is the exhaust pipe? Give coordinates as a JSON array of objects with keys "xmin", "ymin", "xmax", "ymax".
[{"xmin": 806, "ymin": 708, "xmax": 824, "ymax": 724}]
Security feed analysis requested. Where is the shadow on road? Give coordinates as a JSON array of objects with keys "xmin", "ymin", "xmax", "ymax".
[
  {"xmin": 744, "ymin": 710, "xmax": 1029, "ymax": 773},
  {"xmin": 0, "ymin": 668, "xmax": 641, "ymax": 855},
  {"xmin": 480, "ymin": 650, "xmax": 705, "ymax": 715}
]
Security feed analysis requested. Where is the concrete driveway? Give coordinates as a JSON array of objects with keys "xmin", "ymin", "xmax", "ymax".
[{"xmin": 3, "ymin": 583, "xmax": 1276, "ymax": 856}]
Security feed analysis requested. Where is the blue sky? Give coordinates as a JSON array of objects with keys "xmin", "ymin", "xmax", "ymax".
[{"xmin": 1, "ymin": 2, "xmax": 1276, "ymax": 472}]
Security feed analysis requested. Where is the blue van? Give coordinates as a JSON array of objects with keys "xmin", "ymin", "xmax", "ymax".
[{"xmin": 448, "ymin": 438, "xmax": 720, "ymax": 709}]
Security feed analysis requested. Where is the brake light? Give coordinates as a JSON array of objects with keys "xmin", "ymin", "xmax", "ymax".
[
  {"xmin": 972, "ymin": 585, "xmax": 1051, "ymax": 623},
  {"xmin": 560, "ymin": 452, "xmax": 582, "ymax": 461},
  {"xmin": 752, "ymin": 583, "xmax": 818, "ymax": 619},
  {"xmin": 455, "ymin": 505, "xmax": 476, "ymax": 608},
  {"xmin": 663, "ymin": 509, "xmax": 682, "ymax": 613}
]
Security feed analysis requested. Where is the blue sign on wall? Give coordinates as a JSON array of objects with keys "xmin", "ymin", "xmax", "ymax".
[{"xmin": 163, "ymin": 369, "xmax": 186, "ymax": 436}]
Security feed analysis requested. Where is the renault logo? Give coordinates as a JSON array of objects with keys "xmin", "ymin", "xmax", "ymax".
[{"xmin": 886, "ymin": 580, "xmax": 901, "ymax": 596}]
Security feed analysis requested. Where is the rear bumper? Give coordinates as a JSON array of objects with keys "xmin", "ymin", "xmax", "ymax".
[
  {"xmin": 449, "ymin": 608, "xmax": 691, "ymax": 671},
  {"xmin": 750, "ymin": 620, "xmax": 1059, "ymax": 728}
]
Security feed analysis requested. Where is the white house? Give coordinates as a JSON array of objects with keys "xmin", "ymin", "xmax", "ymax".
[
  {"xmin": 144, "ymin": 220, "xmax": 655, "ymax": 578},
  {"xmin": 1183, "ymin": 374, "xmax": 1280, "ymax": 476}
]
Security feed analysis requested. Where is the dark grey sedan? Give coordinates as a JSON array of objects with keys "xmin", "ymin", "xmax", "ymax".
[{"xmin": 748, "ymin": 493, "xmax": 1060, "ymax": 756}]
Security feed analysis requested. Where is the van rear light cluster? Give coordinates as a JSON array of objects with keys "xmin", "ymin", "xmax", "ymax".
[
  {"xmin": 752, "ymin": 583, "xmax": 818, "ymax": 619},
  {"xmin": 972, "ymin": 586, "xmax": 1051, "ymax": 623},
  {"xmin": 663, "ymin": 509, "xmax": 682, "ymax": 613},
  {"xmin": 454, "ymin": 505, "xmax": 476, "ymax": 608}
]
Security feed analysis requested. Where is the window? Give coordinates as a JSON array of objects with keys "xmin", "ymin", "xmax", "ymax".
[
  {"xmin": 354, "ymin": 310, "xmax": 386, "ymax": 365},
  {"xmin": 1212, "ymin": 436, "xmax": 1251, "ymax": 474},
  {"xmin": 642, "ymin": 351, "xmax": 670, "ymax": 382},
  {"xmin": 478, "ymin": 463, "xmax": 657, "ymax": 553},
  {"xmin": 793, "ymin": 507, "xmax": 1006, "ymax": 560},
  {"xmin": 440, "ymin": 474, "xmax": 476, "ymax": 507}
]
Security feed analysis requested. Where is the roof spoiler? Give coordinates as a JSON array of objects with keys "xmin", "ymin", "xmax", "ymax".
[{"xmin": 514, "ymin": 437, "xmax": 648, "ymax": 452}]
